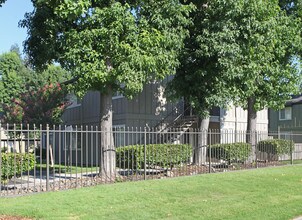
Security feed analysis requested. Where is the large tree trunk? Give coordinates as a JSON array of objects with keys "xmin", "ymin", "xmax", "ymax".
[
  {"xmin": 99, "ymin": 86, "xmax": 115, "ymax": 181},
  {"xmin": 246, "ymin": 97, "xmax": 257, "ymax": 162},
  {"xmin": 194, "ymin": 115, "xmax": 210, "ymax": 165}
]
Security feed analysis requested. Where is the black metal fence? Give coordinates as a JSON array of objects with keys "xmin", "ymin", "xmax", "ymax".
[{"xmin": 1, "ymin": 124, "xmax": 301, "ymax": 197}]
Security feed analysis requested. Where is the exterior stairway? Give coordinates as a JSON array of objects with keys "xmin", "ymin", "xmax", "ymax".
[
  {"xmin": 161, "ymin": 115, "xmax": 198, "ymax": 144},
  {"xmin": 139, "ymin": 106, "xmax": 198, "ymax": 145}
]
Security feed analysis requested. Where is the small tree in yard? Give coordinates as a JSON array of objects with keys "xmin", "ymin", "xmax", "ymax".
[
  {"xmin": 2, "ymin": 83, "xmax": 69, "ymax": 126},
  {"xmin": 21, "ymin": 1, "xmax": 192, "ymax": 179}
]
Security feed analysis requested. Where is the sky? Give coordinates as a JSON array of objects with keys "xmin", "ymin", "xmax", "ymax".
[{"xmin": 0, "ymin": 0, "xmax": 33, "ymax": 54}]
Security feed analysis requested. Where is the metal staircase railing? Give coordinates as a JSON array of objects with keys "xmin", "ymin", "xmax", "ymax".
[
  {"xmin": 147, "ymin": 106, "xmax": 198, "ymax": 144},
  {"xmin": 136, "ymin": 103, "xmax": 199, "ymax": 145}
]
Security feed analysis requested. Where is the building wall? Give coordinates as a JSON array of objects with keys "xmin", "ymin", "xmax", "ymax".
[
  {"xmin": 269, "ymin": 104, "xmax": 302, "ymax": 132},
  {"xmin": 220, "ymin": 106, "xmax": 268, "ymax": 131},
  {"xmin": 269, "ymin": 104, "xmax": 302, "ymax": 143},
  {"xmin": 62, "ymin": 81, "xmax": 182, "ymax": 129},
  {"xmin": 219, "ymin": 106, "xmax": 268, "ymax": 143}
]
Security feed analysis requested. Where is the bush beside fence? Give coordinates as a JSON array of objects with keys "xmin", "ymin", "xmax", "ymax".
[
  {"xmin": 116, "ymin": 144, "xmax": 192, "ymax": 169},
  {"xmin": 256, "ymin": 139, "xmax": 294, "ymax": 161},
  {"xmin": 1, "ymin": 153, "xmax": 35, "ymax": 181},
  {"xmin": 208, "ymin": 143, "xmax": 251, "ymax": 164}
]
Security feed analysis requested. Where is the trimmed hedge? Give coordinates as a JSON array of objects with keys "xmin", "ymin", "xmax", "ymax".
[
  {"xmin": 116, "ymin": 144, "xmax": 192, "ymax": 169},
  {"xmin": 1, "ymin": 153, "xmax": 35, "ymax": 181},
  {"xmin": 256, "ymin": 139, "xmax": 294, "ymax": 161},
  {"xmin": 208, "ymin": 143, "xmax": 251, "ymax": 163}
]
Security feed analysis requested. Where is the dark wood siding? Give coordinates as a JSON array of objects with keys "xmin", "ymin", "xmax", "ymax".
[{"xmin": 62, "ymin": 80, "xmax": 181, "ymax": 128}]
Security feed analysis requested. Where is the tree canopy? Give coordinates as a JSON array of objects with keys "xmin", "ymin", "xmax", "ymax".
[
  {"xmin": 169, "ymin": 0, "xmax": 302, "ymax": 125},
  {"xmin": 0, "ymin": 50, "xmax": 70, "ymax": 125},
  {"xmin": 0, "ymin": 0, "xmax": 6, "ymax": 6},
  {"xmin": 21, "ymin": 0, "xmax": 192, "ymax": 98},
  {"xmin": 3, "ymin": 83, "xmax": 69, "ymax": 126},
  {"xmin": 0, "ymin": 50, "xmax": 30, "ymax": 113}
]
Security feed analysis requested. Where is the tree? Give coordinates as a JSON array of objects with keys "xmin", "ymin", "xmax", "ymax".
[
  {"xmin": 219, "ymin": 0, "xmax": 302, "ymax": 146},
  {"xmin": 168, "ymin": 0, "xmax": 302, "ymax": 163},
  {"xmin": 0, "ymin": 0, "xmax": 6, "ymax": 7},
  {"xmin": 3, "ymin": 83, "xmax": 69, "ymax": 126},
  {"xmin": 167, "ymin": 1, "xmax": 240, "ymax": 165},
  {"xmin": 21, "ymin": 1, "xmax": 192, "ymax": 179},
  {"xmin": 0, "ymin": 51, "xmax": 30, "ymax": 113},
  {"xmin": 0, "ymin": 50, "xmax": 70, "ymax": 126}
]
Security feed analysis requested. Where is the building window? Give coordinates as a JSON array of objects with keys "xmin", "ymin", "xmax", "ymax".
[
  {"xmin": 66, "ymin": 93, "xmax": 81, "ymax": 109},
  {"xmin": 281, "ymin": 132, "xmax": 292, "ymax": 140},
  {"xmin": 64, "ymin": 126, "xmax": 81, "ymax": 151},
  {"xmin": 113, "ymin": 125, "xmax": 125, "ymax": 147},
  {"xmin": 112, "ymin": 91, "xmax": 124, "ymax": 100},
  {"xmin": 279, "ymin": 107, "xmax": 292, "ymax": 120}
]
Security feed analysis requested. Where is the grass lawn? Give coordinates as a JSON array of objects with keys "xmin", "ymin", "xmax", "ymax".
[{"xmin": 1, "ymin": 165, "xmax": 302, "ymax": 220}]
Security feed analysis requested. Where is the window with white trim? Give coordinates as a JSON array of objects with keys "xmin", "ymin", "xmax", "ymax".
[
  {"xmin": 66, "ymin": 93, "xmax": 81, "ymax": 109},
  {"xmin": 279, "ymin": 107, "xmax": 292, "ymax": 120},
  {"xmin": 280, "ymin": 132, "xmax": 292, "ymax": 140},
  {"xmin": 112, "ymin": 84, "xmax": 125, "ymax": 100},
  {"xmin": 63, "ymin": 126, "xmax": 81, "ymax": 150},
  {"xmin": 113, "ymin": 125, "xmax": 125, "ymax": 147},
  {"xmin": 112, "ymin": 91, "xmax": 124, "ymax": 100}
]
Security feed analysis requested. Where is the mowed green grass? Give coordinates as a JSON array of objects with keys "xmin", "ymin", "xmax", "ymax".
[{"xmin": 1, "ymin": 165, "xmax": 302, "ymax": 220}]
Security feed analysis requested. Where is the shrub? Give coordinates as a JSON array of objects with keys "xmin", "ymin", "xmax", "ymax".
[
  {"xmin": 116, "ymin": 144, "xmax": 192, "ymax": 169},
  {"xmin": 1, "ymin": 153, "xmax": 35, "ymax": 181},
  {"xmin": 1, "ymin": 146, "xmax": 7, "ymax": 153},
  {"xmin": 208, "ymin": 143, "xmax": 251, "ymax": 163},
  {"xmin": 256, "ymin": 139, "xmax": 294, "ymax": 161}
]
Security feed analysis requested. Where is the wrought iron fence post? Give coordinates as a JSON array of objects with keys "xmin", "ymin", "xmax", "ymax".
[
  {"xmin": 144, "ymin": 127, "xmax": 147, "ymax": 180},
  {"xmin": 209, "ymin": 129, "xmax": 211, "ymax": 174},
  {"xmin": 46, "ymin": 124, "xmax": 50, "ymax": 191},
  {"xmin": 290, "ymin": 133, "xmax": 293, "ymax": 165},
  {"xmin": 255, "ymin": 131, "xmax": 258, "ymax": 168}
]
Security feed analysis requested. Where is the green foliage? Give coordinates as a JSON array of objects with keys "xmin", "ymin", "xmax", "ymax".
[
  {"xmin": 116, "ymin": 144, "xmax": 192, "ymax": 169},
  {"xmin": 0, "ymin": 49, "xmax": 70, "ymax": 125},
  {"xmin": 21, "ymin": 1, "xmax": 192, "ymax": 98},
  {"xmin": 168, "ymin": 0, "xmax": 302, "ymax": 118},
  {"xmin": 0, "ymin": 51, "xmax": 29, "ymax": 113},
  {"xmin": 3, "ymin": 83, "xmax": 69, "ymax": 125},
  {"xmin": 208, "ymin": 143, "xmax": 251, "ymax": 163},
  {"xmin": 0, "ymin": 0, "xmax": 6, "ymax": 6},
  {"xmin": 257, "ymin": 139, "xmax": 294, "ymax": 157},
  {"xmin": 1, "ymin": 146, "xmax": 7, "ymax": 153},
  {"xmin": 1, "ymin": 153, "xmax": 35, "ymax": 181}
]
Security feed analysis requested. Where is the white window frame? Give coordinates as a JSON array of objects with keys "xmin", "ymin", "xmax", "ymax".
[
  {"xmin": 280, "ymin": 132, "xmax": 292, "ymax": 140},
  {"xmin": 63, "ymin": 126, "xmax": 81, "ymax": 151},
  {"xmin": 279, "ymin": 107, "xmax": 292, "ymax": 121},
  {"xmin": 113, "ymin": 125, "xmax": 125, "ymax": 147},
  {"xmin": 112, "ymin": 91, "xmax": 124, "ymax": 100},
  {"xmin": 66, "ymin": 93, "xmax": 81, "ymax": 109}
]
